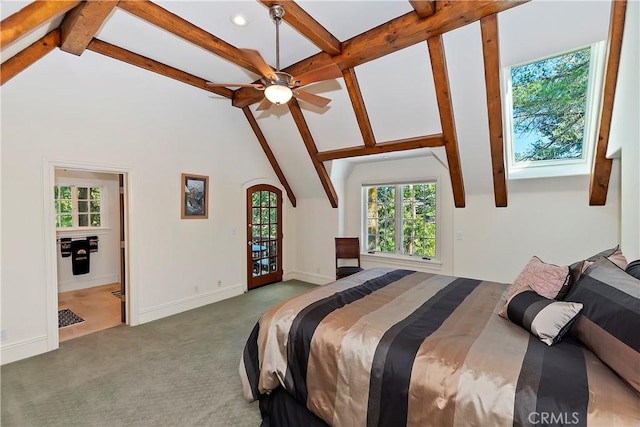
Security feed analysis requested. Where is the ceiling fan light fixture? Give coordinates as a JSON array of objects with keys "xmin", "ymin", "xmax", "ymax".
[{"xmin": 264, "ymin": 83, "xmax": 292, "ymax": 105}]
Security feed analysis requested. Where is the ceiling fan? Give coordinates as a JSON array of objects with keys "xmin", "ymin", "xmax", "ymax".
[{"xmin": 206, "ymin": 4, "xmax": 342, "ymax": 111}]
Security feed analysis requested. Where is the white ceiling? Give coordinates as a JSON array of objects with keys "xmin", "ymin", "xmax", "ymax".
[{"xmin": 0, "ymin": 0, "xmax": 614, "ymax": 200}]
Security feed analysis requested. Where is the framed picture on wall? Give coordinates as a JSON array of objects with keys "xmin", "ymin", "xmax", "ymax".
[{"xmin": 181, "ymin": 173, "xmax": 209, "ymax": 219}]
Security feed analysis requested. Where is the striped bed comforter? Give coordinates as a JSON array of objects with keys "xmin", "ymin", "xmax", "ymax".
[{"xmin": 240, "ymin": 268, "xmax": 640, "ymax": 426}]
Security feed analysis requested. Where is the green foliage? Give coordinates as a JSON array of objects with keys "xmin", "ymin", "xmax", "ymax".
[
  {"xmin": 54, "ymin": 185, "xmax": 101, "ymax": 228},
  {"xmin": 511, "ymin": 47, "xmax": 590, "ymax": 162},
  {"xmin": 366, "ymin": 183, "xmax": 437, "ymax": 258},
  {"xmin": 90, "ymin": 187, "xmax": 100, "ymax": 200}
]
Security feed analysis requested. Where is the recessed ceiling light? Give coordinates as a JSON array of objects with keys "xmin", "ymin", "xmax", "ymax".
[{"xmin": 231, "ymin": 14, "xmax": 248, "ymax": 27}]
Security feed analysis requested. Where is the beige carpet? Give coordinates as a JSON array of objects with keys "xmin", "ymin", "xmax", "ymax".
[{"xmin": 1, "ymin": 280, "xmax": 316, "ymax": 426}]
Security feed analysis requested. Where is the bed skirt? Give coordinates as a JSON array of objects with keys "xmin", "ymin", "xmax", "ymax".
[{"xmin": 259, "ymin": 387, "xmax": 328, "ymax": 427}]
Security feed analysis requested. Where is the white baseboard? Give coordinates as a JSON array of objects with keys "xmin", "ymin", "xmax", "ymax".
[
  {"xmin": 138, "ymin": 283, "xmax": 244, "ymax": 324},
  {"xmin": 58, "ymin": 274, "xmax": 119, "ymax": 292},
  {"xmin": 1, "ymin": 335, "xmax": 49, "ymax": 365},
  {"xmin": 286, "ymin": 271, "xmax": 334, "ymax": 285}
]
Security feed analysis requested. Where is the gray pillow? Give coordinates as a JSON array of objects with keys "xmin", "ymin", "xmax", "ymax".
[
  {"xmin": 625, "ymin": 259, "xmax": 640, "ymax": 280},
  {"xmin": 565, "ymin": 257, "xmax": 640, "ymax": 392}
]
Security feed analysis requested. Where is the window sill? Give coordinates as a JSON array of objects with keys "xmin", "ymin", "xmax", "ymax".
[
  {"xmin": 361, "ymin": 253, "xmax": 442, "ymax": 271},
  {"xmin": 507, "ymin": 162, "xmax": 590, "ymax": 180},
  {"xmin": 56, "ymin": 228, "xmax": 112, "ymax": 238}
]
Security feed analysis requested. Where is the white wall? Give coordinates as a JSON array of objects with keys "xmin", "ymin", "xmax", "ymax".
[
  {"xmin": 452, "ymin": 171, "xmax": 620, "ymax": 283},
  {"xmin": 612, "ymin": 0, "xmax": 640, "ymax": 261},
  {"xmin": 55, "ymin": 170, "xmax": 120, "ymax": 292},
  {"xmin": 289, "ymin": 197, "xmax": 338, "ymax": 285},
  {"xmin": 0, "ymin": 50, "xmax": 288, "ymax": 363}
]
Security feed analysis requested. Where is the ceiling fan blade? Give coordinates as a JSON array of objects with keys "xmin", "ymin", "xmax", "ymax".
[
  {"xmin": 293, "ymin": 90, "xmax": 331, "ymax": 109},
  {"xmin": 241, "ymin": 48, "xmax": 276, "ymax": 80},
  {"xmin": 206, "ymin": 82, "xmax": 264, "ymax": 88},
  {"xmin": 293, "ymin": 63, "xmax": 342, "ymax": 87},
  {"xmin": 256, "ymin": 97, "xmax": 272, "ymax": 111}
]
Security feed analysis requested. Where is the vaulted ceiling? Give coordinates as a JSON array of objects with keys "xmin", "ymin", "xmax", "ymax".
[{"xmin": 0, "ymin": 0, "xmax": 627, "ymax": 208}]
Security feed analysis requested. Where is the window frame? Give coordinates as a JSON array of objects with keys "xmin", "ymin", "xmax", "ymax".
[
  {"xmin": 361, "ymin": 178, "xmax": 441, "ymax": 264},
  {"xmin": 502, "ymin": 41, "xmax": 606, "ymax": 180},
  {"xmin": 54, "ymin": 184, "xmax": 104, "ymax": 230}
]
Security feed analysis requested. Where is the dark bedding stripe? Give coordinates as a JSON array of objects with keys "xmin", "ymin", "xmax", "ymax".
[
  {"xmin": 284, "ymin": 269, "xmax": 415, "ymax": 403},
  {"xmin": 568, "ymin": 277, "xmax": 640, "ymax": 351},
  {"xmin": 514, "ymin": 336, "xmax": 588, "ymax": 427},
  {"xmin": 514, "ymin": 336, "xmax": 544, "ymax": 427},
  {"xmin": 242, "ymin": 322, "xmax": 262, "ymax": 401},
  {"xmin": 367, "ymin": 277, "xmax": 482, "ymax": 427}
]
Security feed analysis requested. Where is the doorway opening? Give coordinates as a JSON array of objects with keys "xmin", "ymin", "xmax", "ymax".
[{"xmin": 47, "ymin": 164, "xmax": 130, "ymax": 345}]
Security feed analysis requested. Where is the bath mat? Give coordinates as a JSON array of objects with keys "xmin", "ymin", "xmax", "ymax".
[
  {"xmin": 58, "ymin": 309, "xmax": 84, "ymax": 328},
  {"xmin": 111, "ymin": 290, "xmax": 121, "ymax": 299}
]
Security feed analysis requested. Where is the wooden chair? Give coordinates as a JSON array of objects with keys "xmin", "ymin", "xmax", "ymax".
[{"xmin": 335, "ymin": 237, "xmax": 364, "ymax": 280}]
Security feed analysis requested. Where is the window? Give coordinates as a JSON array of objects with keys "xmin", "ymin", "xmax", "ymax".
[
  {"xmin": 54, "ymin": 185, "xmax": 102, "ymax": 229},
  {"xmin": 503, "ymin": 42, "xmax": 605, "ymax": 179},
  {"xmin": 364, "ymin": 182, "xmax": 437, "ymax": 259}
]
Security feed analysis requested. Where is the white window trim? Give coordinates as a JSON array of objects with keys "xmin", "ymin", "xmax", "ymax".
[
  {"xmin": 54, "ymin": 183, "xmax": 106, "ymax": 231},
  {"xmin": 361, "ymin": 178, "xmax": 441, "ymax": 263},
  {"xmin": 502, "ymin": 41, "xmax": 607, "ymax": 180}
]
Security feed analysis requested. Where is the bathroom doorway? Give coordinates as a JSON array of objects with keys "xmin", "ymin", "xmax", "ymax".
[{"xmin": 53, "ymin": 168, "xmax": 128, "ymax": 342}]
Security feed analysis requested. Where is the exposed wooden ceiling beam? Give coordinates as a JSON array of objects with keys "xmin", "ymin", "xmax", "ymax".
[
  {"xmin": 1, "ymin": 29, "xmax": 59, "ymax": 86},
  {"xmin": 590, "ymin": 0, "xmax": 627, "ymax": 206},
  {"xmin": 86, "ymin": 39, "xmax": 233, "ymax": 99},
  {"xmin": 258, "ymin": 0, "xmax": 341, "ymax": 56},
  {"xmin": 60, "ymin": 1, "xmax": 119, "ymax": 56},
  {"xmin": 288, "ymin": 99, "xmax": 339, "ymax": 208},
  {"xmin": 480, "ymin": 14, "xmax": 507, "ymax": 208},
  {"xmin": 117, "ymin": 1, "xmax": 260, "ymax": 75},
  {"xmin": 316, "ymin": 134, "xmax": 444, "ymax": 162},
  {"xmin": 0, "ymin": 1, "xmax": 79, "ymax": 51},
  {"xmin": 342, "ymin": 68, "xmax": 376, "ymax": 147},
  {"xmin": 242, "ymin": 107, "xmax": 297, "ymax": 207},
  {"xmin": 233, "ymin": 0, "xmax": 528, "ymax": 108},
  {"xmin": 409, "ymin": 1, "xmax": 436, "ymax": 18},
  {"xmin": 428, "ymin": 35, "xmax": 465, "ymax": 208}
]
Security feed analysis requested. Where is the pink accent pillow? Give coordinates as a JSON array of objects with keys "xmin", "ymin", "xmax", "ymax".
[
  {"xmin": 582, "ymin": 246, "xmax": 628, "ymax": 272},
  {"xmin": 605, "ymin": 247, "xmax": 628, "ymax": 269},
  {"xmin": 506, "ymin": 256, "xmax": 570, "ymax": 301}
]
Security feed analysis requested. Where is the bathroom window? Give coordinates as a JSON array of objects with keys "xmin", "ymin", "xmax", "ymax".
[{"xmin": 54, "ymin": 185, "xmax": 102, "ymax": 229}]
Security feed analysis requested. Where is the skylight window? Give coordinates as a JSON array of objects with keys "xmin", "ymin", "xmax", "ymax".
[{"xmin": 503, "ymin": 42, "xmax": 606, "ymax": 179}]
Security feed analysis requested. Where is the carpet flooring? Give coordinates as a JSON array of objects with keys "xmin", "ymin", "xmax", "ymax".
[{"xmin": 1, "ymin": 280, "xmax": 316, "ymax": 427}]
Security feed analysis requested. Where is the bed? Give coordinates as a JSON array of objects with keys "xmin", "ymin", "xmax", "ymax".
[{"xmin": 240, "ymin": 267, "xmax": 640, "ymax": 426}]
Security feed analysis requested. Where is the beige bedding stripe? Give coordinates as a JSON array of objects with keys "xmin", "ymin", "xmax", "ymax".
[
  {"xmin": 330, "ymin": 274, "xmax": 457, "ymax": 427},
  {"xmin": 582, "ymin": 348, "xmax": 640, "ymax": 426},
  {"xmin": 256, "ymin": 269, "xmax": 394, "ymax": 392},
  {"xmin": 452, "ymin": 290, "xmax": 531, "ymax": 426},
  {"xmin": 306, "ymin": 272, "xmax": 433, "ymax": 422},
  {"xmin": 573, "ymin": 316, "xmax": 640, "ymax": 392},
  {"xmin": 406, "ymin": 280, "xmax": 505, "ymax": 427}
]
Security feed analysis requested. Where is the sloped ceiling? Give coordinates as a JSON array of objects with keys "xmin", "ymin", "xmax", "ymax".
[{"xmin": 0, "ymin": 0, "xmax": 625, "ymax": 208}]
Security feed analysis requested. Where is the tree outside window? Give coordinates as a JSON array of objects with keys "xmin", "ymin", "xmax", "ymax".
[
  {"xmin": 54, "ymin": 185, "xmax": 101, "ymax": 229},
  {"xmin": 506, "ymin": 42, "xmax": 604, "ymax": 167},
  {"xmin": 365, "ymin": 183, "xmax": 437, "ymax": 258}
]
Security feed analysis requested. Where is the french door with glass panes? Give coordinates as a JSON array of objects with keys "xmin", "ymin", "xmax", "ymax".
[{"xmin": 247, "ymin": 185, "xmax": 282, "ymax": 289}]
